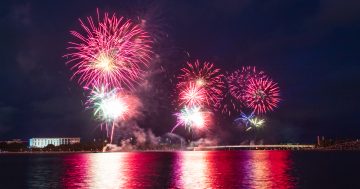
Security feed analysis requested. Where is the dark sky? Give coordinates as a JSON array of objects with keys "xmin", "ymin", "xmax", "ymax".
[{"xmin": 0, "ymin": 0, "xmax": 359, "ymax": 143}]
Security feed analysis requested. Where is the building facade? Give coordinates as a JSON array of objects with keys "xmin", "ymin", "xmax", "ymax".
[{"xmin": 29, "ymin": 137, "xmax": 80, "ymax": 148}]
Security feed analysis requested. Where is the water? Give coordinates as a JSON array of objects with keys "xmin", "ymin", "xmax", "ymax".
[{"xmin": 0, "ymin": 151, "xmax": 359, "ymax": 189}]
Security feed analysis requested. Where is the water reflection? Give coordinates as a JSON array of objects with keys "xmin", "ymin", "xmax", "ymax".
[
  {"xmin": 4, "ymin": 151, "xmax": 359, "ymax": 188},
  {"xmin": 172, "ymin": 150, "xmax": 295, "ymax": 188},
  {"xmin": 24, "ymin": 151, "xmax": 296, "ymax": 188},
  {"xmin": 61, "ymin": 152, "xmax": 175, "ymax": 189},
  {"xmin": 88, "ymin": 153, "xmax": 127, "ymax": 188},
  {"xmin": 61, "ymin": 154, "xmax": 90, "ymax": 188},
  {"xmin": 27, "ymin": 156, "xmax": 64, "ymax": 188},
  {"xmin": 60, "ymin": 153, "xmax": 129, "ymax": 188},
  {"xmin": 243, "ymin": 151, "xmax": 295, "ymax": 189},
  {"xmin": 173, "ymin": 151, "xmax": 211, "ymax": 188}
]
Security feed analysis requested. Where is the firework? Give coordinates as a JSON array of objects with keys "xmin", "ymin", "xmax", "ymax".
[
  {"xmin": 249, "ymin": 117, "xmax": 265, "ymax": 128},
  {"xmin": 220, "ymin": 93, "xmax": 241, "ymax": 116},
  {"xmin": 65, "ymin": 10, "xmax": 153, "ymax": 89},
  {"xmin": 89, "ymin": 86, "xmax": 122, "ymax": 122},
  {"xmin": 234, "ymin": 112, "xmax": 264, "ymax": 131},
  {"xmin": 87, "ymin": 85, "xmax": 141, "ymax": 143},
  {"xmin": 219, "ymin": 76, "xmax": 242, "ymax": 116},
  {"xmin": 94, "ymin": 91, "xmax": 127, "ymax": 122},
  {"xmin": 171, "ymin": 106, "xmax": 210, "ymax": 133},
  {"xmin": 177, "ymin": 60, "xmax": 224, "ymax": 108},
  {"xmin": 178, "ymin": 83, "xmax": 206, "ymax": 106},
  {"xmin": 89, "ymin": 86, "xmax": 141, "ymax": 121},
  {"xmin": 245, "ymin": 77, "xmax": 280, "ymax": 114},
  {"xmin": 227, "ymin": 66, "xmax": 266, "ymax": 102},
  {"xmin": 234, "ymin": 112, "xmax": 255, "ymax": 127}
]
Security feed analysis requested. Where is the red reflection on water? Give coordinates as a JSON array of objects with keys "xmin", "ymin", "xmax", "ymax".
[
  {"xmin": 243, "ymin": 150, "xmax": 295, "ymax": 189},
  {"xmin": 62, "ymin": 152, "xmax": 173, "ymax": 189},
  {"xmin": 172, "ymin": 150, "xmax": 295, "ymax": 188},
  {"xmin": 61, "ymin": 154, "xmax": 92, "ymax": 188},
  {"xmin": 173, "ymin": 151, "xmax": 212, "ymax": 188},
  {"xmin": 205, "ymin": 151, "xmax": 246, "ymax": 188},
  {"xmin": 60, "ymin": 151, "xmax": 295, "ymax": 188},
  {"xmin": 120, "ymin": 152, "xmax": 173, "ymax": 188},
  {"xmin": 89, "ymin": 153, "xmax": 128, "ymax": 188},
  {"xmin": 61, "ymin": 153, "xmax": 129, "ymax": 188}
]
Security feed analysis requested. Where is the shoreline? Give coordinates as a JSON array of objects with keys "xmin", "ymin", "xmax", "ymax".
[{"xmin": 1, "ymin": 148, "xmax": 360, "ymax": 154}]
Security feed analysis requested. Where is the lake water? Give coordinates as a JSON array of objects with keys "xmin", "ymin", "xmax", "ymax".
[{"xmin": 0, "ymin": 150, "xmax": 359, "ymax": 188}]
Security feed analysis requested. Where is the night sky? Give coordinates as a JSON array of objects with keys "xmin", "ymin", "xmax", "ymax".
[{"xmin": 0, "ymin": 0, "xmax": 359, "ymax": 143}]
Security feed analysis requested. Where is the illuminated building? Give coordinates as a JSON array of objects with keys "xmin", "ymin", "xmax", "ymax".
[{"xmin": 29, "ymin": 137, "xmax": 80, "ymax": 148}]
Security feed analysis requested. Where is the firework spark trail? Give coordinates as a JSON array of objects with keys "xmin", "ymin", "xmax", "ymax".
[
  {"xmin": 110, "ymin": 122, "xmax": 116, "ymax": 144},
  {"xmin": 245, "ymin": 77, "xmax": 280, "ymax": 114},
  {"xmin": 177, "ymin": 60, "xmax": 224, "ymax": 109},
  {"xmin": 65, "ymin": 10, "xmax": 153, "ymax": 89}
]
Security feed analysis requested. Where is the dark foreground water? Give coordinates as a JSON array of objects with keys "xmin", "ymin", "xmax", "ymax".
[{"xmin": 0, "ymin": 150, "xmax": 359, "ymax": 189}]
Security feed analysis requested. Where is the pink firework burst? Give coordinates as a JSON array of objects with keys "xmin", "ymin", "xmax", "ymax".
[
  {"xmin": 227, "ymin": 66, "xmax": 266, "ymax": 103},
  {"xmin": 65, "ymin": 10, "xmax": 153, "ymax": 89},
  {"xmin": 179, "ymin": 83, "xmax": 206, "ymax": 106},
  {"xmin": 244, "ymin": 77, "xmax": 280, "ymax": 114},
  {"xmin": 177, "ymin": 60, "xmax": 225, "ymax": 109}
]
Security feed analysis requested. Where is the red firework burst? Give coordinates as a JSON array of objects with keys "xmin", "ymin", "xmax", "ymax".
[
  {"xmin": 65, "ymin": 10, "xmax": 153, "ymax": 89},
  {"xmin": 245, "ymin": 77, "xmax": 280, "ymax": 114},
  {"xmin": 177, "ymin": 60, "xmax": 224, "ymax": 108},
  {"xmin": 179, "ymin": 83, "xmax": 206, "ymax": 106},
  {"xmin": 227, "ymin": 66, "xmax": 266, "ymax": 102}
]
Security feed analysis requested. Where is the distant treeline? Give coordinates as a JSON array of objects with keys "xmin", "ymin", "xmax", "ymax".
[
  {"xmin": 0, "ymin": 142, "xmax": 28, "ymax": 152},
  {"xmin": 0, "ymin": 141, "xmax": 184, "ymax": 152},
  {"xmin": 0, "ymin": 141, "xmax": 106, "ymax": 152},
  {"xmin": 318, "ymin": 138, "xmax": 360, "ymax": 150}
]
